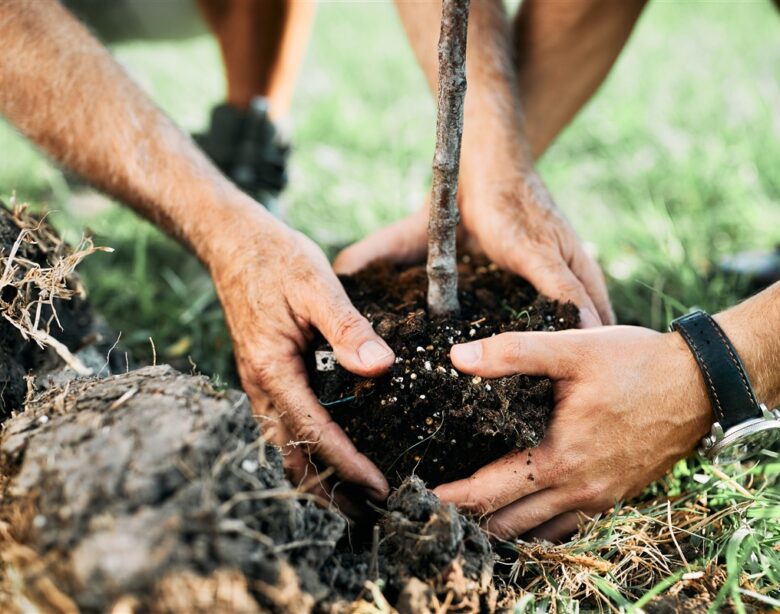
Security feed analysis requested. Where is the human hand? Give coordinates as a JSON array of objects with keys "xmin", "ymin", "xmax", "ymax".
[
  {"xmin": 206, "ymin": 203, "xmax": 395, "ymax": 503},
  {"xmin": 435, "ymin": 325, "xmax": 712, "ymax": 541},
  {"xmin": 333, "ymin": 172, "xmax": 613, "ymax": 327}
]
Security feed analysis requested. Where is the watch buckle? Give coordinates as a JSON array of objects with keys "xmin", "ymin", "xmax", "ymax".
[{"xmin": 700, "ymin": 421, "xmax": 725, "ymax": 457}]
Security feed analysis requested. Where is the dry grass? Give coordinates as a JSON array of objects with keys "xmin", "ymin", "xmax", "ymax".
[
  {"xmin": 501, "ymin": 460, "xmax": 780, "ymax": 612},
  {"xmin": 0, "ymin": 197, "xmax": 111, "ymax": 374}
]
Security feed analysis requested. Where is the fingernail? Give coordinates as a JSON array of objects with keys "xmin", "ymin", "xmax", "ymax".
[
  {"xmin": 452, "ymin": 341, "xmax": 482, "ymax": 365},
  {"xmin": 580, "ymin": 308, "xmax": 601, "ymax": 329},
  {"xmin": 357, "ymin": 340, "xmax": 393, "ymax": 368}
]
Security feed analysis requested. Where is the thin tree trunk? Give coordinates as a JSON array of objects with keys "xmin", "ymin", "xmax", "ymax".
[{"xmin": 426, "ymin": 0, "xmax": 470, "ymax": 317}]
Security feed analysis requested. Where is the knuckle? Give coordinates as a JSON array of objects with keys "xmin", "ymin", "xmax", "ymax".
[
  {"xmin": 571, "ymin": 481, "xmax": 605, "ymax": 507},
  {"xmin": 499, "ymin": 336, "xmax": 524, "ymax": 365},
  {"xmin": 486, "ymin": 516, "xmax": 514, "ymax": 540},
  {"xmin": 331, "ymin": 308, "xmax": 367, "ymax": 345},
  {"xmin": 295, "ymin": 420, "xmax": 325, "ymax": 456},
  {"xmin": 243, "ymin": 356, "xmax": 275, "ymax": 389}
]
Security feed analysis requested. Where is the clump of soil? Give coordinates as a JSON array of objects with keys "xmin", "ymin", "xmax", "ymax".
[
  {"xmin": 0, "ymin": 203, "xmax": 95, "ymax": 420},
  {"xmin": 310, "ymin": 255, "xmax": 578, "ymax": 487},
  {"xmin": 0, "ymin": 366, "xmax": 344, "ymax": 612},
  {"xmin": 0, "ymin": 365, "xmax": 497, "ymax": 613}
]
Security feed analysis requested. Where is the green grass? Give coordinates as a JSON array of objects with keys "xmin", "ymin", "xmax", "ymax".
[{"xmin": 1, "ymin": 0, "xmax": 779, "ymax": 609}]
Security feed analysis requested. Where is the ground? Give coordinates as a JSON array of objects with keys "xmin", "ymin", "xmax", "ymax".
[{"xmin": 0, "ymin": 0, "xmax": 779, "ymax": 610}]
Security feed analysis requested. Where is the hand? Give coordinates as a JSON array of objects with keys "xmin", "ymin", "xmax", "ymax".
[
  {"xmin": 434, "ymin": 325, "xmax": 712, "ymax": 541},
  {"xmin": 207, "ymin": 203, "xmax": 395, "ymax": 503},
  {"xmin": 334, "ymin": 171, "xmax": 614, "ymax": 327}
]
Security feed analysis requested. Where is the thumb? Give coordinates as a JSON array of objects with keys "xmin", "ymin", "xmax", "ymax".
[
  {"xmin": 307, "ymin": 284, "xmax": 395, "ymax": 377},
  {"xmin": 334, "ymin": 208, "xmax": 428, "ymax": 274},
  {"xmin": 450, "ymin": 330, "xmax": 580, "ymax": 379},
  {"xmin": 523, "ymin": 256, "xmax": 603, "ymax": 329}
]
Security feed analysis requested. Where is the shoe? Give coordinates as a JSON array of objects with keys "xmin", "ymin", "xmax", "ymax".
[
  {"xmin": 717, "ymin": 246, "xmax": 780, "ymax": 294},
  {"xmin": 194, "ymin": 97, "xmax": 289, "ymax": 216}
]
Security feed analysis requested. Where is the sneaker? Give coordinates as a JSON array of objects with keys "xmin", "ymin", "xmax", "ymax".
[
  {"xmin": 718, "ymin": 246, "xmax": 780, "ymax": 294},
  {"xmin": 194, "ymin": 97, "xmax": 289, "ymax": 216}
]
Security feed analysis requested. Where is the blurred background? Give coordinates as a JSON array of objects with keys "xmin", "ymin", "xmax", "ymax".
[{"xmin": 1, "ymin": 0, "xmax": 779, "ymax": 383}]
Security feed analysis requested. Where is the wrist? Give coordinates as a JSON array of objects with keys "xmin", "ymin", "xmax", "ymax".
[
  {"xmin": 715, "ymin": 305, "xmax": 780, "ymax": 409},
  {"xmin": 184, "ymin": 189, "xmax": 281, "ymax": 273},
  {"xmin": 663, "ymin": 329, "xmax": 713, "ymax": 441}
]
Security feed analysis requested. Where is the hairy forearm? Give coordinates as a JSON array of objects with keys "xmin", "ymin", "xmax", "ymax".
[
  {"xmin": 395, "ymin": 0, "xmax": 531, "ymax": 181},
  {"xmin": 0, "ymin": 0, "xmax": 264, "ymax": 264},
  {"xmin": 514, "ymin": 0, "xmax": 646, "ymax": 159},
  {"xmin": 716, "ymin": 283, "xmax": 780, "ymax": 410}
]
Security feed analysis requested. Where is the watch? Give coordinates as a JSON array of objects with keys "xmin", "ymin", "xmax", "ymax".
[{"xmin": 670, "ymin": 310, "xmax": 780, "ymax": 463}]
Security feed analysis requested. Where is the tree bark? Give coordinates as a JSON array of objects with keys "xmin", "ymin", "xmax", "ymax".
[{"xmin": 426, "ymin": 0, "xmax": 470, "ymax": 317}]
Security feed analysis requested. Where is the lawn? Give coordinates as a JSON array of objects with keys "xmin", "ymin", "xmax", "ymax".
[{"xmin": 1, "ymin": 0, "xmax": 779, "ymax": 610}]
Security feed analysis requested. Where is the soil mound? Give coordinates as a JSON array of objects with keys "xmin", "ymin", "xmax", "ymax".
[
  {"xmin": 0, "ymin": 366, "xmax": 497, "ymax": 613},
  {"xmin": 310, "ymin": 256, "xmax": 578, "ymax": 487}
]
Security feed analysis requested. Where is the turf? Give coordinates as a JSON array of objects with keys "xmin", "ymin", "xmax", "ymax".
[{"xmin": 0, "ymin": 0, "xmax": 779, "ymax": 609}]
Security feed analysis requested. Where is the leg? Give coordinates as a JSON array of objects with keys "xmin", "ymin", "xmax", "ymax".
[
  {"xmin": 512, "ymin": 0, "xmax": 647, "ymax": 159},
  {"xmin": 196, "ymin": 0, "xmax": 316, "ymax": 120}
]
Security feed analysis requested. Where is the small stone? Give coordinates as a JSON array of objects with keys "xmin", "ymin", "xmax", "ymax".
[
  {"xmin": 424, "ymin": 361, "xmax": 432, "ymax": 371},
  {"xmin": 559, "ymin": 317, "xmax": 565, "ymax": 323},
  {"xmin": 469, "ymin": 328, "xmax": 476, "ymax": 337},
  {"xmin": 241, "ymin": 459, "xmax": 259, "ymax": 473},
  {"xmin": 472, "ymin": 376, "xmax": 482, "ymax": 384},
  {"xmin": 410, "ymin": 373, "xmax": 418, "ymax": 380},
  {"xmin": 416, "ymin": 346, "xmax": 426, "ymax": 353},
  {"xmin": 436, "ymin": 366, "xmax": 447, "ymax": 374},
  {"xmin": 450, "ymin": 369, "xmax": 458, "ymax": 377},
  {"xmin": 315, "ymin": 350, "xmax": 337, "ymax": 372},
  {"xmin": 32, "ymin": 515, "xmax": 46, "ymax": 529},
  {"xmin": 38, "ymin": 415, "xmax": 49, "ymax": 424},
  {"xmin": 485, "ymin": 383, "xmax": 492, "ymax": 391},
  {"xmin": 419, "ymin": 394, "xmax": 426, "ymax": 400},
  {"xmin": 425, "ymin": 345, "xmax": 434, "ymax": 351}
]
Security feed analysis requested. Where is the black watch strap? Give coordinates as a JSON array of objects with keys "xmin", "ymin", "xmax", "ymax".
[{"xmin": 670, "ymin": 310, "xmax": 762, "ymax": 430}]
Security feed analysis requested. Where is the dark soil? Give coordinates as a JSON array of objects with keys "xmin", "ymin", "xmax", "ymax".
[
  {"xmin": 310, "ymin": 255, "xmax": 579, "ymax": 487},
  {"xmin": 0, "ymin": 366, "xmax": 496, "ymax": 613},
  {"xmin": 0, "ymin": 204, "xmax": 95, "ymax": 421}
]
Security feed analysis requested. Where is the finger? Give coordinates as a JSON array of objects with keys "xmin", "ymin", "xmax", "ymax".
[
  {"xmin": 483, "ymin": 488, "xmax": 571, "ymax": 540},
  {"xmin": 304, "ymin": 280, "xmax": 395, "ymax": 377},
  {"xmin": 524, "ymin": 257, "xmax": 602, "ymax": 328},
  {"xmin": 250, "ymin": 364, "xmax": 390, "ymax": 501},
  {"xmin": 570, "ymin": 248, "xmax": 616, "ymax": 326},
  {"xmin": 433, "ymin": 447, "xmax": 551, "ymax": 516},
  {"xmin": 333, "ymin": 207, "xmax": 429, "ymax": 275},
  {"xmin": 450, "ymin": 330, "xmax": 582, "ymax": 379},
  {"xmin": 524, "ymin": 511, "xmax": 588, "ymax": 543}
]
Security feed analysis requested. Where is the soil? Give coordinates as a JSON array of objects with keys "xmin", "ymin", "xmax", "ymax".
[
  {"xmin": 0, "ymin": 366, "xmax": 498, "ymax": 613},
  {"xmin": 310, "ymin": 255, "xmax": 579, "ymax": 487},
  {"xmin": 0, "ymin": 204, "xmax": 95, "ymax": 421}
]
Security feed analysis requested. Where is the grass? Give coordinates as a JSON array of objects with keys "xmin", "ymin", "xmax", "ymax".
[{"xmin": 1, "ymin": 0, "xmax": 779, "ymax": 610}]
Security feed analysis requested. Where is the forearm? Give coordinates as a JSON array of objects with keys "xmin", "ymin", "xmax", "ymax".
[
  {"xmin": 716, "ymin": 282, "xmax": 780, "ymax": 409},
  {"xmin": 514, "ymin": 0, "xmax": 646, "ymax": 159},
  {"xmin": 0, "ymin": 0, "xmax": 266, "ymax": 265},
  {"xmin": 395, "ymin": 0, "xmax": 531, "ymax": 183}
]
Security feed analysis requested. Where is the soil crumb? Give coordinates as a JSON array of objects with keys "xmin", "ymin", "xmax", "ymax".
[{"xmin": 310, "ymin": 255, "xmax": 579, "ymax": 487}]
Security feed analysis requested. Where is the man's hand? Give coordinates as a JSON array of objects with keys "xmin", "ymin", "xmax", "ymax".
[
  {"xmin": 206, "ymin": 203, "xmax": 395, "ymax": 502},
  {"xmin": 372, "ymin": 0, "xmax": 614, "ymax": 327},
  {"xmin": 434, "ymin": 324, "xmax": 712, "ymax": 541},
  {"xmin": 334, "ymin": 174, "xmax": 613, "ymax": 328}
]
